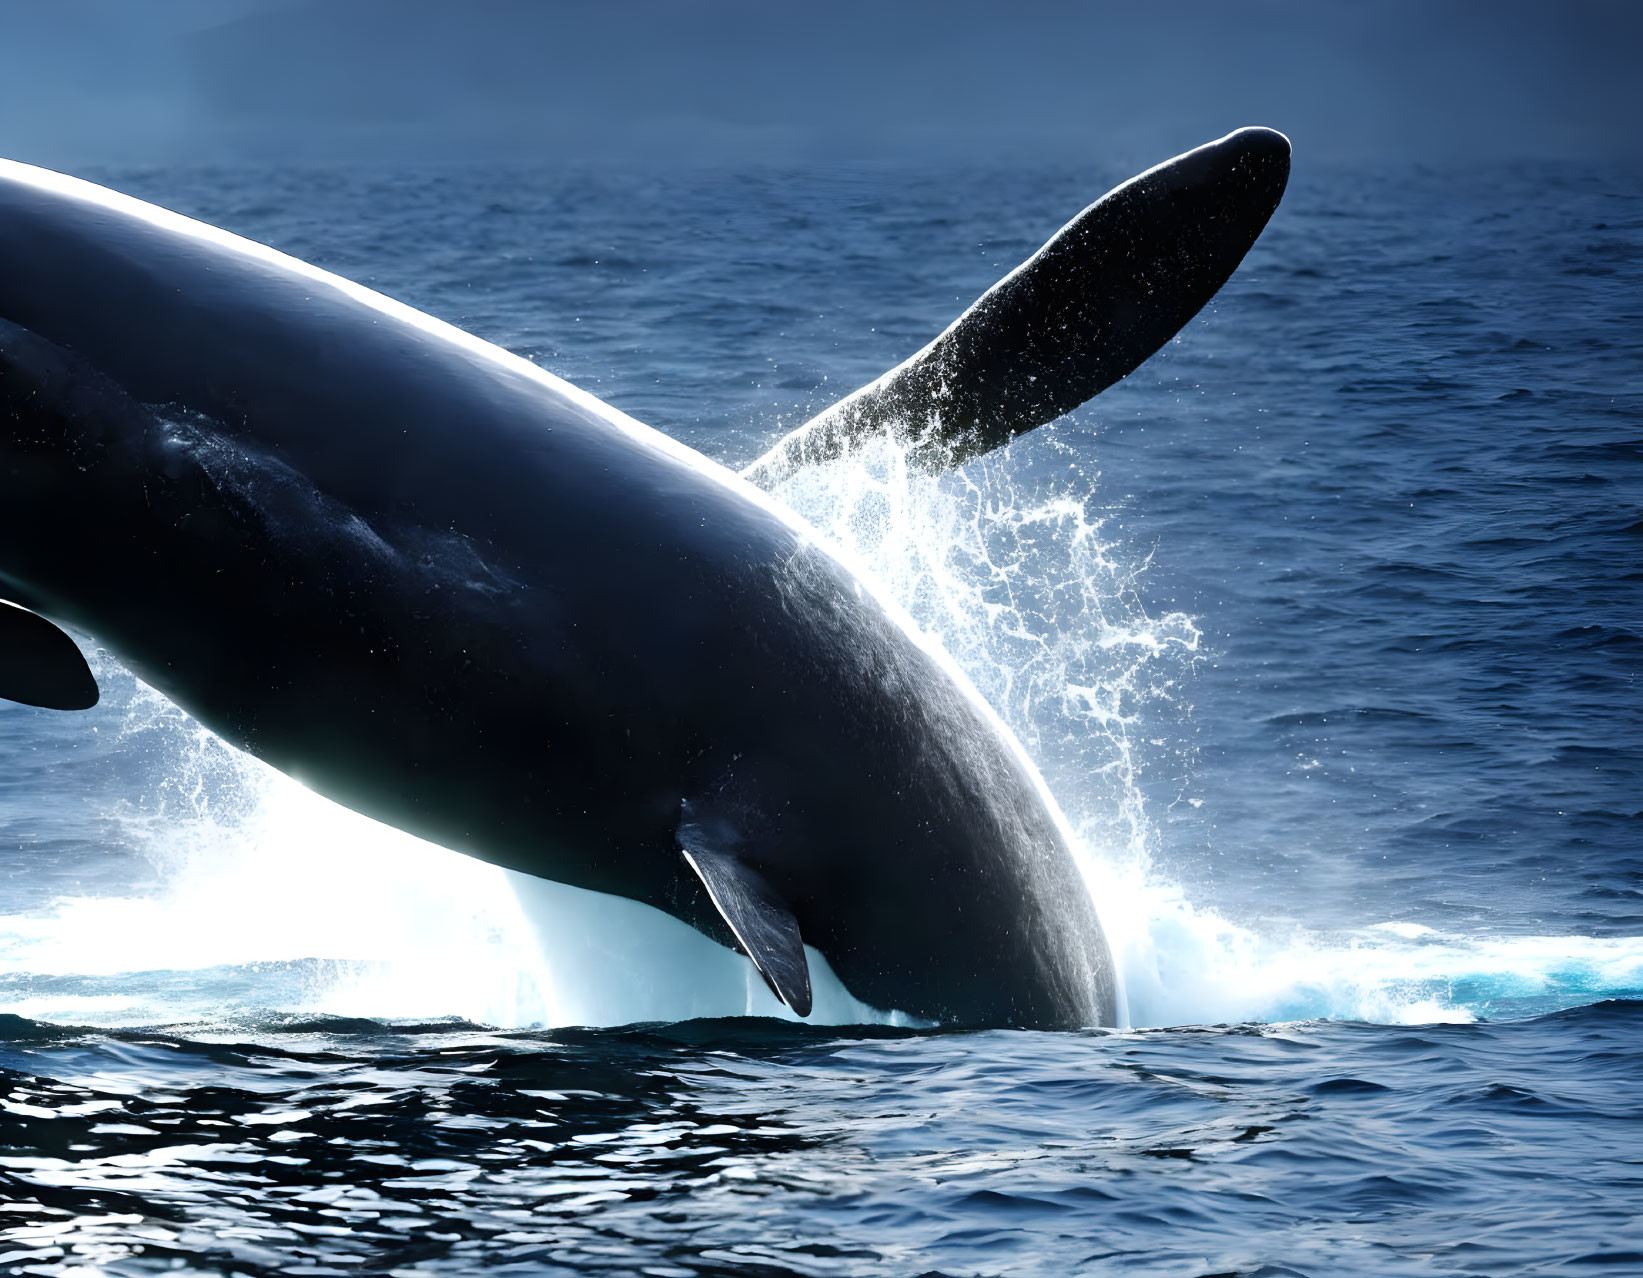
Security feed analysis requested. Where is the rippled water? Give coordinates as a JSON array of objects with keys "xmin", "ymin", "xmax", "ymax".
[
  {"xmin": 0, "ymin": 157, "xmax": 1639, "ymax": 1273},
  {"xmin": 4, "ymin": 1006, "xmax": 1642, "ymax": 1276}
]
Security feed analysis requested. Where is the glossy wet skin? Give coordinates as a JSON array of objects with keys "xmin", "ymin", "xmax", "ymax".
[
  {"xmin": 746, "ymin": 127, "xmax": 1290, "ymax": 483},
  {"xmin": 0, "ymin": 161, "xmax": 1116, "ymax": 1027}
]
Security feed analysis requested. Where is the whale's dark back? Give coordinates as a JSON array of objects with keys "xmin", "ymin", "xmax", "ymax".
[{"xmin": 0, "ymin": 161, "xmax": 1118, "ymax": 1027}]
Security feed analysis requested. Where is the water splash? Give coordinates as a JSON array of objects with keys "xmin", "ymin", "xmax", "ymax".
[
  {"xmin": 776, "ymin": 432, "xmax": 1195, "ymax": 1018},
  {"xmin": 772, "ymin": 429, "xmax": 1643, "ymax": 1028},
  {"xmin": 0, "ymin": 429, "xmax": 1636, "ymax": 1031},
  {"xmin": 1102, "ymin": 869, "xmax": 1643, "ymax": 1026},
  {"xmin": 0, "ymin": 674, "xmax": 898, "ymax": 1029}
]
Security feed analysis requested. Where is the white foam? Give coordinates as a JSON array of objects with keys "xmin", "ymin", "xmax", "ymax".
[
  {"xmin": 0, "ymin": 680, "xmax": 904, "ymax": 1029},
  {"xmin": 771, "ymin": 431, "xmax": 1642, "ymax": 1029},
  {"xmin": 0, "ymin": 400, "xmax": 1634, "ymax": 1032}
]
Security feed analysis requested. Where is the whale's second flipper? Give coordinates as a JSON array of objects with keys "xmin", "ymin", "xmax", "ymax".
[
  {"xmin": 0, "ymin": 600, "xmax": 98, "ymax": 710},
  {"xmin": 743, "ymin": 126, "xmax": 1291, "ymax": 487},
  {"xmin": 678, "ymin": 803, "xmax": 812, "ymax": 1017}
]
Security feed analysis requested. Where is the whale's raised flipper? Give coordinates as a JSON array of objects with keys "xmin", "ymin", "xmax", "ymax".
[
  {"xmin": 743, "ymin": 126, "xmax": 1291, "ymax": 486},
  {"xmin": 679, "ymin": 803, "xmax": 812, "ymax": 1017},
  {"xmin": 0, "ymin": 600, "xmax": 98, "ymax": 710}
]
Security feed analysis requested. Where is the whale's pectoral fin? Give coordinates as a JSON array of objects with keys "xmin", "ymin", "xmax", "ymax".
[
  {"xmin": 0, "ymin": 601, "xmax": 99, "ymax": 711},
  {"xmin": 678, "ymin": 816, "xmax": 812, "ymax": 1018},
  {"xmin": 742, "ymin": 126, "xmax": 1291, "ymax": 486}
]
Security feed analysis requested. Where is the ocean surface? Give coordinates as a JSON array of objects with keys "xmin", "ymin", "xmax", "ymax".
[{"xmin": 0, "ymin": 154, "xmax": 1639, "ymax": 1274}]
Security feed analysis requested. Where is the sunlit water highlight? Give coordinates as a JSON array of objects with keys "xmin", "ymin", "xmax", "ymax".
[
  {"xmin": 0, "ymin": 159, "xmax": 1638, "ymax": 1277},
  {"xmin": 0, "ymin": 431, "xmax": 1632, "ymax": 1034}
]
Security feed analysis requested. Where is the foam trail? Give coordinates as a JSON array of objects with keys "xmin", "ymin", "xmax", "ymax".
[
  {"xmin": 2, "ymin": 427, "xmax": 1637, "ymax": 1031},
  {"xmin": 772, "ymin": 430, "xmax": 1643, "ymax": 1029},
  {"xmin": 1104, "ymin": 873, "xmax": 1643, "ymax": 1026}
]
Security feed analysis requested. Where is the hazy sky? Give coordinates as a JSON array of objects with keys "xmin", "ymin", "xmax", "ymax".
[{"xmin": 1, "ymin": 0, "xmax": 1638, "ymax": 169}]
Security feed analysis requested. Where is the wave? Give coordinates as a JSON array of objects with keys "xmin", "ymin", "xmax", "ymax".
[{"xmin": 0, "ymin": 429, "xmax": 1634, "ymax": 1032}]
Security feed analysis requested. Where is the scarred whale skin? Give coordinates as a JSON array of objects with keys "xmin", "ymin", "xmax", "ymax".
[{"xmin": 0, "ymin": 158, "xmax": 1119, "ymax": 1028}]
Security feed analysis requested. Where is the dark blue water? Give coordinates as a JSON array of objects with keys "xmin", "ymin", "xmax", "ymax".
[{"xmin": 0, "ymin": 157, "xmax": 1639, "ymax": 1273}]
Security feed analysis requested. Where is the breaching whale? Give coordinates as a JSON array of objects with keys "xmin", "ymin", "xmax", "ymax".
[{"xmin": 0, "ymin": 128, "xmax": 1287, "ymax": 1028}]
